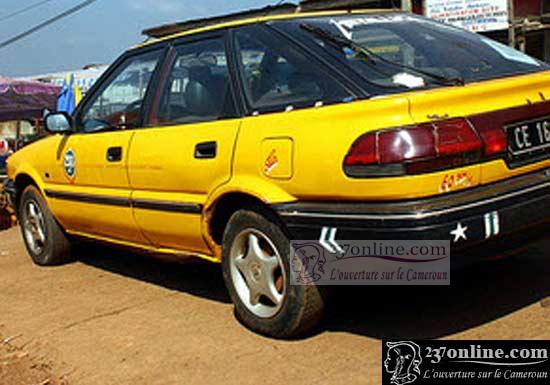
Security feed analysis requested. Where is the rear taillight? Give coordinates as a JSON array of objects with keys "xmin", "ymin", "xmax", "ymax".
[
  {"xmin": 344, "ymin": 118, "xmax": 507, "ymax": 177},
  {"xmin": 476, "ymin": 125, "xmax": 508, "ymax": 157},
  {"xmin": 434, "ymin": 118, "xmax": 481, "ymax": 156},
  {"xmin": 378, "ymin": 126, "xmax": 435, "ymax": 164}
]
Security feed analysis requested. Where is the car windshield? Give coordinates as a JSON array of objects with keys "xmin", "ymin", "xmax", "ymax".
[{"xmin": 272, "ymin": 13, "xmax": 549, "ymax": 92}]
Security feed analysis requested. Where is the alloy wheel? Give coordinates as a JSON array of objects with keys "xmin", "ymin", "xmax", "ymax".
[
  {"xmin": 23, "ymin": 200, "xmax": 47, "ymax": 255},
  {"xmin": 229, "ymin": 229, "xmax": 287, "ymax": 318}
]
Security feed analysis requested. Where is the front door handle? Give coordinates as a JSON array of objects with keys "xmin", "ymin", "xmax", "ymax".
[
  {"xmin": 195, "ymin": 141, "xmax": 217, "ymax": 159},
  {"xmin": 107, "ymin": 147, "xmax": 123, "ymax": 162}
]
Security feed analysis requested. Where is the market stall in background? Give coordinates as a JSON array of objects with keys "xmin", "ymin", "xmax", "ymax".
[
  {"xmin": 0, "ymin": 77, "xmax": 60, "ymax": 230},
  {"xmin": 0, "ymin": 77, "xmax": 59, "ymax": 155}
]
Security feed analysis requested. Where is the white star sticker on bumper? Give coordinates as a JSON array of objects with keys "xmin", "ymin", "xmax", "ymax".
[{"xmin": 451, "ymin": 223, "xmax": 468, "ymax": 243}]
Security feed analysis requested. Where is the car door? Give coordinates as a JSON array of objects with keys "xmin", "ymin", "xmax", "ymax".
[
  {"xmin": 128, "ymin": 33, "xmax": 241, "ymax": 254},
  {"xmin": 46, "ymin": 48, "xmax": 165, "ymax": 243}
]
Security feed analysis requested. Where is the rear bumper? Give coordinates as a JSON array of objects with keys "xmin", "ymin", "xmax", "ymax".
[{"xmin": 273, "ymin": 169, "xmax": 550, "ymax": 252}]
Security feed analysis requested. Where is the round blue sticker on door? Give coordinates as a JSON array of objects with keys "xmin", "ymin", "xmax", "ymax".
[{"xmin": 64, "ymin": 149, "xmax": 76, "ymax": 179}]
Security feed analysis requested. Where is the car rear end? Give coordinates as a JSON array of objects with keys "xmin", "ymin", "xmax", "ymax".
[{"xmin": 268, "ymin": 12, "xmax": 550, "ymax": 254}]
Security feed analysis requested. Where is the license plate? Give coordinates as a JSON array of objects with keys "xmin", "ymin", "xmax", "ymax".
[{"xmin": 507, "ymin": 116, "xmax": 550, "ymax": 163}]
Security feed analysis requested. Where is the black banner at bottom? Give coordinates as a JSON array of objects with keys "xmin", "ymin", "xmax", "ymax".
[{"xmin": 382, "ymin": 340, "xmax": 549, "ymax": 385}]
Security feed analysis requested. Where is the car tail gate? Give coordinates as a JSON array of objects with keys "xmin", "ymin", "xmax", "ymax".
[{"xmin": 405, "ymin": 72, "xmax": 550, "ymax": 184}]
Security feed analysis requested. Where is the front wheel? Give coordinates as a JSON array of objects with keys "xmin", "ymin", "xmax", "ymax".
[
  {"xmin": 222, "ymin": 208, "xmax": 325, "ymax": 338},
  {"xmin": 19, "ymin": 185, "xmax": 73, "ymax": 266}
]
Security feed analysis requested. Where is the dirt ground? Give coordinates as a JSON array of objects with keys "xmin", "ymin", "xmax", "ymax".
[
  {"xmin": 0, "ymin": 227, "xmax": 549, "ymax": 385},
  {"xmin": 0, "ymin": 331, "xmax": 68, "ymax": 385}
]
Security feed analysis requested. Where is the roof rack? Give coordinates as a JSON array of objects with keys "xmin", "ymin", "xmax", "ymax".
[
  {"xmin": 142, "ymin": 0, "xmax": 386, "ymax": 39},
  {"xmin": 142, "ymin": 3, "xmax": 298, "ymax": 39},
  {"xmin": 300, "ymin": 0, "xmax": 383, "ymax": 12}
]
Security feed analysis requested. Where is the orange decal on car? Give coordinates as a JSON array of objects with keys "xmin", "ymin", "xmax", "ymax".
[
  {"xmin": 439, "ymin": 171, "xmax": 474, "ymax": 193},
  {"xmin": 264, "ymin": 149, "xmax": 279, "ymax": 175}
]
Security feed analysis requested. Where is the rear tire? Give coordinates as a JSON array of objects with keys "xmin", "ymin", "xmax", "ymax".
[
  {"xmin": 222, "ymin": 208, "xmax": 325, "ymax": 339},
  {"xmin": 19, "ymin": 185, "xmax": 72, "ymax": 266}
]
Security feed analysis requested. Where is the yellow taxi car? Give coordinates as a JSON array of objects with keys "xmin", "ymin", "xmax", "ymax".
[{"xmin": 4, "ymin": 10, "xmax": 550, "ymax": 338}]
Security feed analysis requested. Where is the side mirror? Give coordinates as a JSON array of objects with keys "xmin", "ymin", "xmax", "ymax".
[{"xmin": 44, "ymin": 112, "xmax": 73, "ymax": 134}]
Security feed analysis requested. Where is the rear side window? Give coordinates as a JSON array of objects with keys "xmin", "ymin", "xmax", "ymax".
[
  {"xmin": 152, "ymin": 37, "xmax": 237, "ymax": 126},
  {"xmin": 234, "ymin": 26, "xmax": 354, "ymax": 114}
]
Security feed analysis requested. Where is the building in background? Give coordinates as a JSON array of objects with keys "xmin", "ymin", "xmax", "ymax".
[
  {"xmin": 19, "ymin": 64, "xmax": 108, "ymax": 94},
  {"xmin": 415, "ymin": 0, "xmax": 550, "ymax": 62}
]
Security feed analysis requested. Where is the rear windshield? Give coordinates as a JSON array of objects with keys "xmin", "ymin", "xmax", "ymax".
[{"xmin": 272, "ymin": 13, "xmax": 549, "ymax": 92}]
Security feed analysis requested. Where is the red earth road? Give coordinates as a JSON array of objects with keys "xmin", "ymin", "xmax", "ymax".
[{"xmin": 0, "ymin": 227, "xmax": 548, "ymax": 384}]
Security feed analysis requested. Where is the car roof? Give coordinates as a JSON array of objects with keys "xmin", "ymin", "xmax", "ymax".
[{"xmin": 132, "ymin": 9, "xmax": 398, "ymax": 51}]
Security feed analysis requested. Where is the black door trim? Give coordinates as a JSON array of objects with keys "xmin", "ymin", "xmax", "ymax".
[
  {"xmin": 132, "ymin": 198, "xmax": 203, "ymax": 214},
  {"xmin": 45, "ymin": 190, "xmax": 130, "ymax": 207},
  {"xmin": 44, "ymin": 190, "xmax": 203, "ymax": 214}
]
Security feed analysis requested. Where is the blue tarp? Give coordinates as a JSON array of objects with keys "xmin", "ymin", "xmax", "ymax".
[{"xmin": 57, "ymin": 74, "xmax": 76, "ymax": 114}]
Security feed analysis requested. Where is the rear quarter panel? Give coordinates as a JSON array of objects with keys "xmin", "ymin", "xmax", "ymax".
[
  {"xmin": 234, "ymin": 95, "xmax": 482, "ymax": 201},
  {"xmin": 232, "ymin": 71, "xmax": 550, "ymax": 203}
]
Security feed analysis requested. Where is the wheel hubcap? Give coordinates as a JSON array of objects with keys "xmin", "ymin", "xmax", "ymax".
[
  {"xmin": 229, "ymin": 229, "xmax": 286, "ymax": 318},
  {"xmin": 23, "ymin": 201, "xmax": 46, "ymax": 255}
]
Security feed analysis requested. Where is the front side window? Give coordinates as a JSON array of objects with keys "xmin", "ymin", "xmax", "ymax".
[
  {"xmin": 78, "ymin": 50, "xmax": 162, "ymax": 132},
  {"xmin": 234, "ymin": 26, "xmax": 354, "ymax": 113},
  {"xmin": 153, "ymin": 37, "xmax": 236, "ymax": 126}
]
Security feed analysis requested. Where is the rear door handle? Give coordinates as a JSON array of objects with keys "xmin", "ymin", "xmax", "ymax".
[
  {"xmin": 107, "ymin": 147, "xmax": 123, "ymax": 162},
  {"xmin": 195, "ymin": 141, "xmax": 217, "ymax": 159}
]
